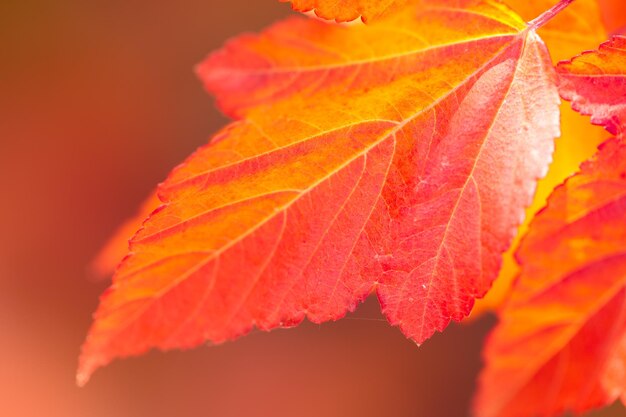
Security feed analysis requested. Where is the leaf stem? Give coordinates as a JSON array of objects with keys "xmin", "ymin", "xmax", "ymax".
[{"xmin": 528, "ymin": 0, "xmax": 575, "ymax": 30}]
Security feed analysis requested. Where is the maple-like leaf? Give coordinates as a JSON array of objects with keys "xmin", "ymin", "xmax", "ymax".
[
  {"xmin": 284, "ymin": 0, "xmax": 406, "ymax": 22},
  {"xmin": 558, "ymin": 35, "xmax": 626, "ymax": 135},
  {"xmin": 79, "ymin": 0, "xmax": 561, "ymax": 384},
  {"xmin": 472, "ymin": 0, "xmax": 609, "ymax": 315},
  {"xmin": 474, "ymin": 138, "xmax": 626, "ymax": 417}
]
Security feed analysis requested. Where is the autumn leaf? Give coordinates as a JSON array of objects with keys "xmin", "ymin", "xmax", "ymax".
[
  {"xmin": 79, "ymin": 0, "xmax": 561, "ymax": 384},
  {"xmin": 474, "ymin": 138, "xmax": 626, "ymax": 417},
  {"xmin": 283, "ymin": 0, "xmax": 407, "ymax": 22},
  {"xmin": 472, "ymin": 0, "xmax": 608, "ymax": 316},
  {"xmin": 558, "ymin": 35, "xmax": 626, "ymax": 135}
]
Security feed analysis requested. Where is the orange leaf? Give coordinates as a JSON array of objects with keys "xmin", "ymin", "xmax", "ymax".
[
  {"xmin": 474, "ymin": 138, "xmax": 626, "ymax": 417},
  {"xmin": 79, "ymin": 0, "xmax": 560, "ymax": 384},
  {"xmin": 558, "ymin": 35, "xmax": 626, "ymax": 136}
]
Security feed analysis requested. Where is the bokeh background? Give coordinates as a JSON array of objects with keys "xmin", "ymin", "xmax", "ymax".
[{"xmin": 1, "ymin": 1, "xmax": 625, "ymax": 416}]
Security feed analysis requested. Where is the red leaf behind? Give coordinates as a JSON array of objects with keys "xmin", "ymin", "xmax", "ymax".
[
  {"xmin": 475, "ymin": 138, "xmax": 626, "ymax": 417},
  {"xmin": 558, "ymin": 35, "xmax": 626, "ymax": 136}
]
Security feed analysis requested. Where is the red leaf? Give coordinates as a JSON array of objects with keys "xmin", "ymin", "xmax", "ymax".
[
  {"xmin": 474, "ymin": 138, "xmax": 626, "ymax": 417},
  {"xmin": 558, "ymin": 35, "xmax": 626, "ymax": 135},
  {"xmin": 78, "ymin": 0, "xmax": 560, "ymax": 384}
]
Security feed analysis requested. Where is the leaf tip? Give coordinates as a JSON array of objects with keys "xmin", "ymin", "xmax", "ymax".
[
  {"xmin": 76, "ymin": 358, "xmax": 94, "ymax": 387},
  {"xmin": 76, "ymin": 370, "xmax": 89, "ymax": 388},
  {"xmin": 76, "ymin": 341, "xmax": 106, "ymax": 387}
]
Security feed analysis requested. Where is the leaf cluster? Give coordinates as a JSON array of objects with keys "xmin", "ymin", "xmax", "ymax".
[{"xmin": 80, "ymin": 1, "xmax": 626, "ymax": 416}]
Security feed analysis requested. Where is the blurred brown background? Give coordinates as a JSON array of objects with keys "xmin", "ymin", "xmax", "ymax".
[{"xmin": 0, "ymin": 1, "xmax": 624, "ymax": 417}]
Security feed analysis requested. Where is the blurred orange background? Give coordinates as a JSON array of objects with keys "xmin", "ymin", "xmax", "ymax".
[{"xmin": 1, "ymin": 1, "xmax": 624, "ymax": 417}]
